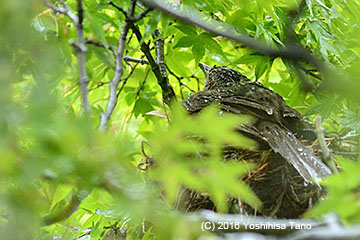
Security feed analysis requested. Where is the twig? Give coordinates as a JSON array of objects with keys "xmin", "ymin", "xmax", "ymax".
[
  {"xmin": 133, "ymin": 8, "xmax": 153, "ymax": 22},
  {"xmin": 46, "ymin": 0, "xmax": 91, "ymax": 113},
  {"xmin": 45, "ymin": 0, "xmax": 78, "ymax": 24},
  {"xmin": 86, "ymin": 40, "xmax": 116, "ymax": 57},
  {"xmin": 295, "ymin": 62, "xmax": 316, "ymax": 92},
  {"xmin": 117, "ymin": 62, "xmax": 140, "ymax": 97},
  {"xmin": 107, "ymin": 1, "xmax": 128, "ymax": 17},
  {"xmin": 99, "ymin": 0, "xmax": 137, "ymax": 131},
  {"xmin": 121, "ymin": 69, "xmax": 151, "ymax": 133},
  {"xmin": 89, "ymin": 81, "xmax": 111, "ymax": 91},
  {"xmin": 165, "ymin": 65, "xmax": 196, "ymax": 96},
  {"xmin": 124, "ymin": 56, "xmax": 149, "ymax": 64},
  {"xmin": 315, "ymin": 116, "xmax": 338, "ymax": 173},
  {"xmin": 139, "ymin": 0, "xmax": 327, "ymax": 75},
  {"xmin": 299, "ymin": 65, "xmax": 322, "ymax": 80}
]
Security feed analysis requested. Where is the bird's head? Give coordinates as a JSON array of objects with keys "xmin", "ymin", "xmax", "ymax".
[{"xmin": 199, "ymin": 63, "xmax": 250, "ymax": 90}]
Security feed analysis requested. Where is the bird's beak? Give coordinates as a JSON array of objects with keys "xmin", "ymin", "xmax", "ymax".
[{"xmin": 199, "ymin": 62, "xmax": 211, "ymax": 76}]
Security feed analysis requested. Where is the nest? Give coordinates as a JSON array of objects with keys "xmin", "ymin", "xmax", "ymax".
[{"xmin": 175, "ymin": 138, "xmax": 325, "ymax": 219}]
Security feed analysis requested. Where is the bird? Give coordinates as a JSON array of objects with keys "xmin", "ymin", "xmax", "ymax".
[{"xmin": 182, "ymin": 63, "xmax": 332, "ymax": 217}]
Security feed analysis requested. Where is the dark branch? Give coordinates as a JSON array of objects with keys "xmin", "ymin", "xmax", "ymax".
[
  {"xmin": 130, "ymin": 24, "xmax": 176, "ymax": 105},
  {"xmin": 133, "ymin": 8, "xmax": 153, "ymax": 22},
  {"xmin": 107, "ymin": 1, "xmax": 127, "ymax": 17},
  {"xmin": 166, "ymin": 65, "xmax": 195, "ymax": 95},
  {"xmin": 117, "ymin": 62, "xmax": 140, "ymax": 97},
  {"xmin": 295, "ymin": 62, "xmax": 316, "ymax": 92},
  {"xmin": 152, "ymin": 29, "xmax": 174, "ymax": 100},
  {"xmin": 139, "ymin": 0, "xmax": 326, "ymax": 74},
  {"xmin": 299, "ymin": 65, "xmax": 322, "ymax": 80},
  {"xmin": 86, "ymin": 40, "xmax": 116, "ymax": 57}
]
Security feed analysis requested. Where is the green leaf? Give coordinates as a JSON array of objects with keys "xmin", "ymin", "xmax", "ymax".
[
  {"xmin": 50, "ymin": 184, "xmax": 73, "ymax": 209},
  {"xmin": 133, "ymin": 97, "xmax": 154, "ymax": 118},
  {"xmin": 153, "ymin": 25, "xmax": 178, "ymax": 41},
  {"xmin": 255, "ymin": 57, "xmax": 271, "ymax": 80},
  {"xmin": 199, "ymin": 33, "xmax": 224, "ymax": 55},
  {"xmin": 173, "ymin": 36, "xmax": 195, "ymax": 48},
  {"xmin": 87, "ymin": 12, "xmax": 108, "ymax": 48},
  {"xmin": 174, "ymin": 23, "xmax": 198, "ymax": 36},
  {"xmin": 91, "ymin": 46, "xmax": 115, "ymax": 69},
  {"xmin": 191, "ymin": 42, "xmax": 205, "ymax": 64}
]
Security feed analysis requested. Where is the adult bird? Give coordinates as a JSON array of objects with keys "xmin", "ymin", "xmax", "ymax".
[{"xmin": 182, "ymin": 63, "xmax": 332, "ymax": 217}]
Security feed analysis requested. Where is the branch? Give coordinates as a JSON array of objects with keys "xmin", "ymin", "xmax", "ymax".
[
  {"xmin": 75, "ymin": 0, "xmax": 91, "ymax": 112},
  {"xmin": 99, "ymin": 0, "xmax": 137, "ymax": 131},
  {"xmin": 152, "ymin": 29, "xmax": 174, "ymax": 98},
  {"xmin": 46, "ymin": 0, "xmax": 91, "ymax": 113},
  {"xmin": 107, "ymin": 1, "xmax": 128, "ymax": 17},
  {"xmin": 166, "ymin": 65, "xmax": 195, "ymax": 96},
  {"xmin": 295, "ymin": 62, "xmax": 316, "ymax": 92},
  {"xmin": 124, "ymin": 54, "xmax": 194, "ymax": 98},
  {"xmin": 130, "ymin": 24, "xmax": 176, "ymax": 105},
  {"xmin": 133, "ymin": 8, "xmax": 153, "ymax": 22},
  {"xmin": 45, "ymin": 0, "xmax": 78, "ymax": 24},
  {"xmin": 299, "ymin": 65, "xmax": 322, "ymax": 80},
  {"xmin": 108, "ymin": 1, "xmax": 152, "ymax": 22},
  {"xmin": 117, "ymin": 62, "xmax": 140, "ymax": 97},
  {"xmin": 120, "ymin": 69, "xmax": 151, "ymax": 133},
  {"xmin": 86, "ymin": 40, "xmax": 116, "ymax": 57},
  {"xmin": 139, "ymin": 0, "xmax": 326, "ymax": 74},
  {"xmin": 124, "ymin": 56, "xmax": 149, "ymax": 64}
]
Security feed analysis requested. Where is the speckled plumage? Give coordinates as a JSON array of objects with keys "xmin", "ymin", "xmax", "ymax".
[
  {"xmin": 182, "ymin": 65, "xmax": 332, "ymax": 217},
  {"xmin": 184, "ymin": 65, "xmax": 331, "ymax": 184}
]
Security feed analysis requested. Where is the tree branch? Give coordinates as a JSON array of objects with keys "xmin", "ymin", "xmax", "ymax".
[
  {"xmin": 152, "ymin": 29, "xmax": 174, "ymax": 98},
  {"xmin": 124, "ymin": 56, "xmax": 149, "ymax": 64},
  {"xmin": 45, "ymin": 0, "xmax": 78, "ymax": 24},
  {"xmin": 86, "ymin": 40, "xmax": 116, "ymax": 57},
  {"xmin": 108, "ymin": 0, "xmax": 176, "ymax": 106},
  {"xmin": 99, "ymin": 0, "xmax": 137, "ymax": 131},
  {"xmin": 130, "ymin": 24, "xmax": 176, "ymax": 105},
  {"xmin": 133, "ymin": 7, "xmax": 153, "ymax": 22},
  {"xmin": 75, "ymin": 0, "xmax": 90, "ymax": 112},
  {"xmin": 107, "ymin": 1, "xmax": 128, "ymax": 17},
  {"xmin": 165, "ymin": 65, "xmax": 196, "ymax": 97},
  {"xmin": 46, "ymin": 0, "xmax": 91, "ymax": 113},
  {"xmin": 139, "ymin": 0, "xmax": 326, "ymax": 75},
  {"xmin": 117, "ymin": 62, "xmax": 140, "ymax": 97}
]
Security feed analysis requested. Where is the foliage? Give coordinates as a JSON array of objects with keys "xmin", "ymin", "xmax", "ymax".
[
  {"xmin": 0, "ymin": 0, "xmax": 360, "ymax": 239},
  {"xmin": 306, "ymin": 156, "xmax": 360, "ymax": 224},
  {"xmin": 149, "ymin": 106, "xmax": 260, "ymax": 212}
]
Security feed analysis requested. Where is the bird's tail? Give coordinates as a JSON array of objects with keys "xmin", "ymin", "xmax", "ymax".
[{"xmin": 257, "ymin": 121, "xmax": 332, "ymax": 184}]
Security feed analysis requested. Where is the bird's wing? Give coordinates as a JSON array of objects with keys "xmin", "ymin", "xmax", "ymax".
[
  {"xmin": 183, "ymin": 90, "xmax": 217, "ymax": 113},
  {"xmin": 257, "ymin": 121, "xmax": 332, "ymax": 183}
]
